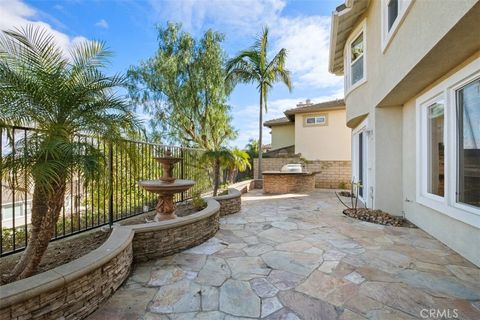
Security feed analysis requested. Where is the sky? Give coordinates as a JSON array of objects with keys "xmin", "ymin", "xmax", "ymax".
[{"xmin": 0, "ymin": 0, "xmax": 344, "ymax": 148}]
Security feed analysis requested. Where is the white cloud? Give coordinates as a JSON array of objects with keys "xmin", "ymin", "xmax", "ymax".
[
  {"xmin": 0, "ymin": 0, "xmax": 88, "ymax": 54},
  {"xmin": 95, "ymin": 19, "xmax": 109, "ymax": 29},
  {"xmin": 272, "ymin": 16, "xmax": 343, "ymax": 89},
  {"xmin": 149, "ymin": 0, "xmax": 342, "ymax": 91},
  {"xmin": 149, "ymin": 0, "xmax": 286, "ymax": 34}
]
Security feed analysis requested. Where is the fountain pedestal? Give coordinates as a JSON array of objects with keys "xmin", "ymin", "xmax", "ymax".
[
  {"xmin": 138, "ymin": 150, "xmax": 195, "ymax": 221},
  {"xmin": 156, "ymin": 193, "xmax": 177, "ymax": 220}
]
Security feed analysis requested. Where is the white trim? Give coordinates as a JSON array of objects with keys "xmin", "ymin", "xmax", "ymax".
[
  {"xmin": 352, "ymin": 118, "xmax": 369, "ymax": 205},
  {"xmin": 345, "ymin": 19, "xmax": 367, "ymax": 95},
  {"xmin": 381, "ymin": 0, "xmax": 415, "ymax": 52},
  {"xmin": 416, "ymin": 57, "xmax": 480, "ymax": 228}
]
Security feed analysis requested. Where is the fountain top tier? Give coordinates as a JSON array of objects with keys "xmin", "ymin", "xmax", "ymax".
[{"xmin": 153, "ymin": 149, "xmax": 183, "ymax": 183}]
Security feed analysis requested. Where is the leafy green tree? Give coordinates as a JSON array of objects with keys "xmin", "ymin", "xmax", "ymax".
[
  {"xmin": 245, "ymin": 139, "xmax": 259, "ymax": 160},
  {"xmin": 128, "ymin": 23, "xmax": 235, "ymax": 150},
  {"xmin": 226, "ymin": 26, "xmax": 292, "ymax": 179},
  {"xmin": 201, "ymin": 147, "xmax": 250, "ymax": 196},
  {"xmin": 224, "ymin": 148, "xmax": 251, "ymax": 183},
  {"xmin": 201, "ymin": 148, "xmax": 234, "ymax": 196},
  {"xmin": 0, "ymin": 26, "xmax": 138, "ymax": 281}
]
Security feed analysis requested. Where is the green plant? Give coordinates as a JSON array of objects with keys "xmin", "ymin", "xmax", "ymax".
[
  {"xmin": 226, "ymin": 26, "xmax": 292, "ymax": 179},
  {"xmin": 0, "ymin": 26, "xmax": 139, "ymax": 281},
  {"xmin": 191, "ymin": 192, "xmax": 207, "ymax": 211},
  {"xmin": 338, "ymin": 181, "xmax": 347, "ymax": 190},
  {"xmin": 127, "ymin": 23, "xmax": 235, "ymax": 150}
]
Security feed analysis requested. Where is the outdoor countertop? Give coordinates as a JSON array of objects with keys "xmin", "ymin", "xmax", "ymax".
[{"xmin": 262, "ymin": 171, "xmax": 316, "ymax": 176}]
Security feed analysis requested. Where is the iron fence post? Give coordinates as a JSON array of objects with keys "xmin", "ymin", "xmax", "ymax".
[
  {"xmin": 108, "ymin": 142, "xmax": 114, "ymax": 227},
  {"xmin": 181, "ymin": 148, "xmax": 185, "ymax": 201}
]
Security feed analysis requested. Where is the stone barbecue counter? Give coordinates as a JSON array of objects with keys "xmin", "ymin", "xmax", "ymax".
[{"xmin": 262, "ymin": 171, "xmax": 316, "ymax": 193}]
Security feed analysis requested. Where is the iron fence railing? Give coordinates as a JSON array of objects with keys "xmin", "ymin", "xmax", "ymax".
[{"xmin": 0, "ymin": 125, "xmax": 211, "ymax": 256}]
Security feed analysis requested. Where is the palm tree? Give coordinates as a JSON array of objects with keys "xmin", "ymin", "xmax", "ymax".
[
  {"xmin": 0, "ymin": 26, "xmax": 139, "ymax": 281},
  {"xmin": 201, "ymin": 148, "xmax": 234, "ymax": 196},
  {"xmin": 226, "ymin": 26, "xmax": 292, "ymax": 179},
  {"xmin": 224, "ymin": 148, "xmax": 251, "ymax": 183}
]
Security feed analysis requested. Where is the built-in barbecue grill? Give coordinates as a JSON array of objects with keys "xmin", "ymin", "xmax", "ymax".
[{"xmin": 280, "ymin": 164, "xmax": 303, "ymax": 173}]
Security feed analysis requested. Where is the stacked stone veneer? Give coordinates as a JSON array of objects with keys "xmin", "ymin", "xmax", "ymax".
[
  {"xmin": 0, "ymin": 198, "xmax": 221, "ymax": 320},
  {"xmin": 263, "ymin": 173, "xmax": 315, "ymax": 193},
  {"xmin": 213, "ymin": 188, "xmax": 242, "ymax": 216},
  {"xmin": 254, "ymin": 157, "xmax": 351, "ymax": 189},
  {"xmin": 132, "ymin": 207, "xmax": 220, "ymax": 262}
]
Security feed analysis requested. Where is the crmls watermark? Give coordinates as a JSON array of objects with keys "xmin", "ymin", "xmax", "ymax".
[{"xmin": 420, "ymin": 308, "xmax": 459, "ymax": 319}]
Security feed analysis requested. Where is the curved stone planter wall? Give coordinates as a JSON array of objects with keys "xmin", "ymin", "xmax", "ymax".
[
  {"xmin": 213, "ymin": 188, "xmax": 242, "ymax": 216},
  {"xmin": 0, "ymin": 199, "xmax": 220, "ymax": 320}
]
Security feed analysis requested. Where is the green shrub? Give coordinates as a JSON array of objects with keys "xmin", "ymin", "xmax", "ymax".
[
  {"xmin": 192, "ymin": 192, "xmax": 207, "ymax": 211},
  {"xmin": 338, "ymin": 181, "xmax": 348, "ymax": 189}
]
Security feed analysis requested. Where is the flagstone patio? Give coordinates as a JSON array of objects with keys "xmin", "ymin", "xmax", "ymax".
[{"xmin": 89, "ymin": 190, "xmax": 480, "ymax": 320}]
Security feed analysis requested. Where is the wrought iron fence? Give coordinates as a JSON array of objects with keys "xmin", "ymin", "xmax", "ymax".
[{"xmin": 0, "ymin": 125, "xmax": 211, "ymax": 256}]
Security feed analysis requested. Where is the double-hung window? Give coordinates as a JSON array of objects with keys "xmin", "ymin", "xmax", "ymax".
[
  {"xmin": 381, "ymin": 0, "xmax": 414, "ymax": 51},
  {"xmin": 417, "ymin": 59, "xmax": 480, "ymax": 227},
  {"xmin": 345, "ymin": 20, "xmax": 366, "ymax": 92}
]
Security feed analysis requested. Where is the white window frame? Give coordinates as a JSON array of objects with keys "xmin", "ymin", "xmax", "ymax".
[
  {"xmin": 303, "ymin": 114, "xmax": 327, "ymax": 127},
  {"xmin": 419, "ymin": 94, "xmax": 446, "ymax": 203},
  {"xmin": 352, "ymin": 118, "xmax": 369, "ymax": 205},
  {"xmin": 381, "ymin": 0, "xmax": 414, "ymax": 52},
  {"xmin": 416, "ymin": 57, "xmax": 480, "ymax": 228},
  {"xmin": 345, "ymin": 20, "xmax": 367, "ymax": 94}
]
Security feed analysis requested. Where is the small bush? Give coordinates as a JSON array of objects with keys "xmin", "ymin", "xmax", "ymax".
[
  {"xmin": 338, "ymin": 181, "xmax": 348, "ymax": 189},
  {"xmin": 192, "ymin": 192, "xmax": 207, "ymax": 211}
]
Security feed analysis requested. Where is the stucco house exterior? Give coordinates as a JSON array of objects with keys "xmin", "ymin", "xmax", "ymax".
[
  {"xmin": 329, "ymin": 0, "xmax": 480, "ymax": 265},
  {"xmin": 264, "ymin": 99, "xmax": 351, "ymax": 160},
  {"xmin": 258, "ymin": 99, "xmax": 352, "ymax": 189}
]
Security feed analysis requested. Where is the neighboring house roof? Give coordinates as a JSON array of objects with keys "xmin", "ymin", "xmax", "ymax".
[
  {"xmin": 264, "ymin": 99, "xmax": 346, "ymax": 126},
  {"xmin": 264, "ymin": 117, "xmax": 291, "ymax": 127},
  {"xmin": 329, "ymin": 0, "xmax": 369, "ymax": 75},
  {"xmin": 284, "ymin": 99, "xmax": 345, "ymax": 121}
]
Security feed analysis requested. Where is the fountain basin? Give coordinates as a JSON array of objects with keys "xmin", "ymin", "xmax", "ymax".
[
  {"xmin": 138, "ymin": 179, "xmax": 195, "ymax": 193},
  {"xmin": 138, "ymin": 179, "xmax": 195, "ymax": 221}
]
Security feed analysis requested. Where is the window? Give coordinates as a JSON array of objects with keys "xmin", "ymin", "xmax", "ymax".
[
  {"xmin": 427, "ymin": 101, "xmax": 445, "ymax": 197},
  {"xmin": 345, "ymin": 20, "xmax": 367, "ymax": 93},
  {"xmin": 416, "ymin": 58, "xmax": 480, "ymax": 228},
  {"xmin": 1, "ymin": 203, "xmax": 24, "ymax": 221},
  {"xmin": 387, "ymin": 0, "xmax": 399, "ymax": 31},
  {"xmin": 381, "ymin": 0, "xmax": 414, "ymax": 52},
  {"xmin": 350, "ymin": 33, "xmax": 364, "ymax": 86},
  {"xmin": 456, "ymin": 79, "xmax": 480, "ymax": 209},
  {"xmin": 304, "ymin": 114, "xmax": 327, "ymax": 126}
]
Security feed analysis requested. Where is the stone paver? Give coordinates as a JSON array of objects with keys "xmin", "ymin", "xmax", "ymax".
[
  {"xmin": 219, "ymin": 279, "xmax": 261, "ymax": 317},
  {"xmin": 90, "ymin": 189, "xmax": 480, "ymax": 320}
]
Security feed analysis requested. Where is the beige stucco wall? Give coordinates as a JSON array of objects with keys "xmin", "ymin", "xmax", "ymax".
[
  {"xmin": 344, "ymin": 0, "xmax": 478, "ymax": 127},
  {"xmin": 294, "ymin": 109, "xmax": 351, "ymax": 161},
  {"xmin": 352, "ymin": 52, "xmax": 480, "ymax": 266},
  {"xmin": 270, "ymin": 124, "xmax": 295, "ymax": 150},
  {"xmin": 338, "ymin": 0, "xmax": 480, "ymax": 265},
  {"xmin": 402, "ymin": 91, "xmax": 480, "ymax": 267}
]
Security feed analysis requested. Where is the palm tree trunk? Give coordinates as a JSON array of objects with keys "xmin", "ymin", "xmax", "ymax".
[
  {"xmin": 213, "ymin": 158, "xmax": 220, "ymax": 196},
  {"xmin": 257, "ymin": 86, "xmax": 263, "ymax": 180},
  {"xmin": 6, "ymin": 180, "xmax": 66, "ymax": 282}
]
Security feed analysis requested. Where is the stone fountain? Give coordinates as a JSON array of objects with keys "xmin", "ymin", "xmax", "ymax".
[{"xmin": 138, "ymin": 149, "xmax": 195, "ymax": 221}]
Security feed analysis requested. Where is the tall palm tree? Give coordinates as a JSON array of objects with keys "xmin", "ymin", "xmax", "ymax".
[
  {"xmin": 0, "ymin": 26, "xmax": 139, "ymax": 281},
  {"xmin": 226, "ymin": 26, "xmax": 292, "ymax": 179}
]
